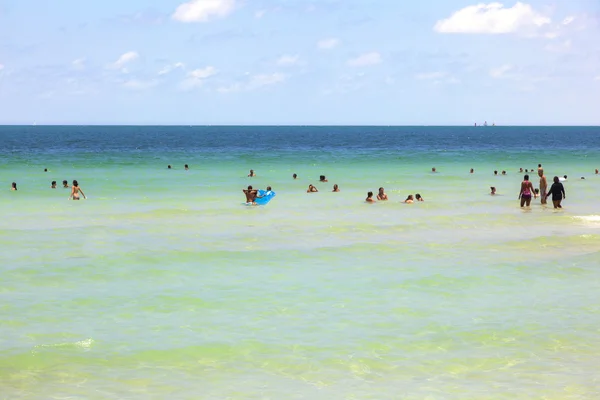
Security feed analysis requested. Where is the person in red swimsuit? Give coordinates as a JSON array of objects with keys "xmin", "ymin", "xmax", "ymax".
[{"xmin": 518, "ymin": 174, "xmax": 536, "ymax": 207}]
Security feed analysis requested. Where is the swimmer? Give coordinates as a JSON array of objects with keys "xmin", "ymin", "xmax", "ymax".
[
  {"xmin": 546, "ymin": 176, "xmax": 566, "ymax": 209},
  {"xmin": 257, "ymin": 186, "xmax": 273, "ymax": 198},
  {"xmin": 432, "ymin": 167, "xmax": 437, "ymax": 173},
  {"xmin": 415, "ymin": 193, "xmax": 424, "ymax": 202},
  {"xmin": 62, "ymin": 180, "xmax": 69, "ymax": 188},
  {"xmin": 168, "ymin": 165, "xmax": 172, "ymax": 169},
  {"xmin": 51, "ymin": 181, "xmax": 57, "ymax": 189},
  {"xmin": 366, "ymin": 191, "xmax": 376, "ymax": 203},
  {"xmin": 332, "ymin": 184, "xmax": 340, "ymax": 192},
  {"xmin": 519, "ymin": 168, "xmax": 523, "ymax": 173},
  {"xmin": 518, "ymin": 174, "xmax": 536, "ymax": 207},
  {"xmin": 494, "ymin": 170, "xmax": 498, "ymax": 176},
  {"xmin": 404, "ymin": 195, "xmax": 414, "ymax": 204},
  {"xmin": 377, "ymin": 187, "xmax": 388, "ymax": 200},
  {"xmin": 537, "ymin": 164, "xmax": 543, "ymax": 174},
  {"xmin": 69, "ymin": 180, "xmax": 86, "ymax": 200},
  {"xmin": 184, "ymin": 164, "xmax": 189, "ymax": 170},
  {"xmin": 307, "ymin": 184, "xmax": 318, "ymax": 193},
  {"xmin": 581, "ymin": 177, "xmax": 585, "ymax": 180},
  {"xmin": 502, "ymin": 171, "xmax": 506, "ymax": 175},
  {"xmin": 243, "ymin": 185, "xmax": 258, "ymax": 204},
  {"xmin": 11, "ymin": 182, "xmax": 17, "ymax": 191},
  {"xmin": 596, "ymin": 169, "xmax": 598, "ymax": 175},
  {"xmin": 525, "ymin": 169, "xmax": 529, "ymax": 173},
  {"xmin": 319, "ymin": 175, "xmax": 328, "ymax": 182},
  {"xmin": 293, "ymin": 173, "xmax": 298, "ymax": 179},
  {"xmin": 538, "ymin": 168, "xmax": 547, "ymax": 205},
  {"xmin": 559, "ymin": 175, "xmax": 567, "ymax": 182},
  {"xmin": 44, "ymin": 168, "xmax": 48, "ymax": 172},
  {"xmin": 248, "ymin": 169, "xmax": 256, "ymax": 177},
  {"xmin": 490, "ymin": 186, "xmax": 496, "ymax": 195},
  {"xmin": 470, "ymin": 168, "xmax": 474, "ymax": 174}
]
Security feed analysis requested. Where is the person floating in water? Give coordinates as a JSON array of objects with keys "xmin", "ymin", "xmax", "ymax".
[
  {"xmin": 51, "ymin": 181, "xmax": 57, "ymax": 189},
  {"xmin": 502, "ymin": 171, "xmax": 506, "ymax": 175},
  {"xmin": 307, "ymin": 184, "xmax": 318, "ymax": 193},
  {"xmin": 319, "ymin": 175, "xmax": 328, "ymax": 182},
  {"xmin": 243, "ymin": 185, "xmax": 258, "ymax": 204},
  {"xmin": 518, "ymin": 174, "xmax": 536, "ymax": 207},
  {"xmin": 69, "ymin": 180, "xmax": 86, "ymax": 200},
  {"xmin": 62, "ymin": 180, "xmax": 69, "ymax": 188},
  {"xmin": 248, "ymin": 169, "xmax": 256, "ymax": 177},
  {"xmin": 431, "ymin": 167, "xmax": 437, "ymax": 173},
  {"xmin": 404, "ymin": 195, "xmax": 414, "ymax": 203},
  {"xmin": 490, "ymin": 187, "xmax": 496, "ymax": 195},
  {"xmin": 494, "ymin": 170, "xmax": 498, "ymax": 176},
  {"xmin": 538, "ymin": 168, "xmax": 547, "ymax": 205},
  {"xmin": 44, "ymin": 168, "xmax": 48, "ymax": 172},
  {"xmin": 415, "ymin": 193, "xmax": 424, "ymax": 201},
  {"xmin": 365, "ymin": 191, "xmax": 376, "ymax": 203},
  {"xmin": 293, "ymin": 173, "xmax": 298, "ymax": 179},
  {"xmin": 377, "ymin": 187, "xmax": 388, "ymax": 200},
  {"xmin": 11, "ymin": 182, "xmax": 17, "ymax": 191},
  {"xmin": 332, "ymin": 184, "xmax": 340, "ymax": 192},
  {"xmin": 546, "ymin": 176, "xmax": 566, "ymax": 209},
  {"xmin": 168, "ymin": 165, "xmax": 172, "ymax": 169}
]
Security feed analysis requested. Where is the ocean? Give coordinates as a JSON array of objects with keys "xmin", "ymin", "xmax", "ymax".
[{"xmin": 1, "ymin": 126, "xmax": 600, "ymax": 399}]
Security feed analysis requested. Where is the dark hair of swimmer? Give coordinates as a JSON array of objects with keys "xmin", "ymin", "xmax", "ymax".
[
  {"xmin": 63, "ymin": 180, "xmax": 68, "ymax": 184},
  {"xmin": 73, "ymin": 180, "xmax": 79, "ymax": 187},
  {"xmin": 12, "ymin": 182, "xmax": 17, "ymax": 190},
  {"xmin": 524, "ymin": 175, "xmax": 529, "ymax": 180},
  {"xmin": 320, "ymin": 175, "xmax": 325, "ymax": 180},
  {"xmin": 185, "ymin": 164, "xmax": 189, "ymax": 168},
  {"xmin": 534, "ymin": 188, "xmax": 539, "ymax": 194},
  {"xmin": 367, "ymin": 191, "xmax": 373, "ymax": 197},
  {"xmin": 494, "ymin": 170, "xmax": 498, "ymax": 175},
  {"xmin": 293, "ymin": 173, "xmax": 297, "ymax": 179},
  {"xmin": 52, "ymin": 181, "xmax": 56, "ymax": 185},
  {"xmin": 44, "ymin": 168, "xmax": 47, "ymax": 172},
  {"xmin": 168, "ymin": 165, "xmax": 172, "ymax": 169},
  {"xmin": 247, "ymin": 185, "xmax": 253, "ymax": 190},
  {"xmin": 564, "ymin": 175, "xmax": 567, "ymax": 179},
  {"xmin": 554, "ymin": 176, "xmax": 559, "ymax": 183},
  {"xmin": 266, "ymin": 186, "xmax": 272, "ymax": 191},
  {"xmin": 416, "ymin": 193, "xmax": 422, "ymax": 199}
]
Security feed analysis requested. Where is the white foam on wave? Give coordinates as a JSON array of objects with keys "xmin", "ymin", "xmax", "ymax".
[{"xmin": 574, "ymin": 215, "xmax": 600, "ymax": 223}]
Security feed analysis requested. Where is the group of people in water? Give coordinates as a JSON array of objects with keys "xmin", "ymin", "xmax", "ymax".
[
  {"xmin": 516, "ymin": 165, "xmax": 566, "ymax": 209},
  {"xmin": 10, "ymin": 169, "xmax": 86, "ymax": 200}
]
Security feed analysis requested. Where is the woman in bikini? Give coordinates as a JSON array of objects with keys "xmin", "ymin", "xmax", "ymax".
[
  {"xmin": 69, "ymin": 180, "xmax": 86, "ymax": 200},
  {"xmin": 518, "ymin": 174, "xmax": 536, "ymax": 207}
]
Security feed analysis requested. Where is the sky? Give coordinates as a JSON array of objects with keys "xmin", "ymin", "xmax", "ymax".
[{"xmin": 0, "ymin": 0, "xmax": 599, "ymax": 125}]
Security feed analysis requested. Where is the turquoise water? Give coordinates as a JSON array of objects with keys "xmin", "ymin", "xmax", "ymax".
[{"xmin": 1, "ymin": 126, "xmax": 600, "ymax": 399}]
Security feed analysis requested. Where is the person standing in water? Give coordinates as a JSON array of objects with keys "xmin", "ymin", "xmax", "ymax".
[
  {"xmin": 365, "ymin": 192, "xmax": 376, "ymax": 203},
  {"xmin": 69, "ymin": 180, "xmax": 86, "ymax": 200},
  {"xmin": 243, "ymin": 185, "xmax": 258, "ymax": 204},
  {"xmin": 377, "ymin": 187, "xmax": 388, "ymax": 200},
  {"xmin": 538, "ymin": 168, "xmax": 548, "ymax": 205},
  {"xmin": 546, "ymin": 176, "xmax": 566, "ymax": 209},
  {"xmin": 518, "ymin": 174, "xmax": 536, "ymax": 207}
]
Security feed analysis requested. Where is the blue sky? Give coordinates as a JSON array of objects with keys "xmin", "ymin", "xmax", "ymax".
[{"xmin": 0, "ymin": 0, "xmax": 599, "ymax": 125}]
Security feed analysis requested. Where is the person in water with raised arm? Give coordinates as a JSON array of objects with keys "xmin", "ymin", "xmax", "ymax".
[
  {"xmin": 518, "ymin": 174, "xmax": 536, "ymax": 207},
  {"xmin": 248, "ymin": 169, "xmax": 256, "ymax": 177},
  {"xmin": 546, "ymin": 176, "xmax": 566, "ymax": 209},
  {"xmin": 377, "ymin": 187, "xmax": 388, "ymax": 200},
  {"xmin": 243, "ymin": 185, "xmax": 258, "ymax": 204},
  {"xmin": 538, "ymin": 168, "xmax": 548, "ymax": 205},
  {"xmin": 69, "ymin": 180, "xmax": 86, "ymax": 200},
  {"xmin": 365, "ymin": 191, "xmax": 376, "ymax": 203},
  {"xmin": 307, "ymin": 184, "xmax": 318, "ymax": 193}
]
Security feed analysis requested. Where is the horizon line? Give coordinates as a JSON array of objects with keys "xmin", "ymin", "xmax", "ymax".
[{"xmin": 1, "ymin": 124, "xmax": 600, "ymax": 128}]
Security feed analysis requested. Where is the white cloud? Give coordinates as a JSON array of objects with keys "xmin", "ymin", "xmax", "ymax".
[
  {"xmin": 490, "ymin": 64, "xmax": 514, "ymax": 78},
  {"xmin": 248, "ymin": 73, "xmax": 286, "ymax": 89},
  {"xmin": 72, "ymin": 58, "xmax": 86, "ymax": 70},
  {"xmin": 108, "ymin": 51, "xmax": 139, "ymax": 70},
  {"xmin": 255, "ymin": 9, "xmax": 266, "ymax": 19},
  {"xmin": 180, "ymin": 66, "xmax": 218, "ymax": 89},
  {"xmin": 158, "ymin": 62, "xmax": 185, "ymax": 75},
  {"xmin": 562, "ymin": 16, "xmax": 575, "ymax": 26},
  {"xmin": 172, "ymin": 0, "xmax": 236, "ymax": 23},
  {"xmin": 416, "ymin": 72, "xmax": 448, "ymax": 80},
  {"xmin": 595, "ymin": 76, "xmax": 600, "ymax": 81},
  {"xmin": 317, "ymin": 38, "xmax": 340, "ymax": 50},
  {"xmin": 123, "ymin": 79, "xmax": 158, "ymax": 90},
  {"xmin": 347, "ymin": 52, "xmax": 382, "ymax": 67},
  {"xmin": 434, "ymin": 2, "xmax": 551, "ymax": 34},
  {"xmin": 276, "ymin": 55, "xmax": 300, "ymax": 66},
  {"xmin": 0, "ymin": 64, "xmax": 4, "ymax": 71}
]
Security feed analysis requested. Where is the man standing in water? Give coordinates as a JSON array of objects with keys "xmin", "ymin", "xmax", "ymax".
[
  {"xmin": 243, "ymin": 185, "xmax": 258, "ymax": 204},
  {"xmin": 538, "ymin": 168, "xmax": 547, "ymax": 205}
]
